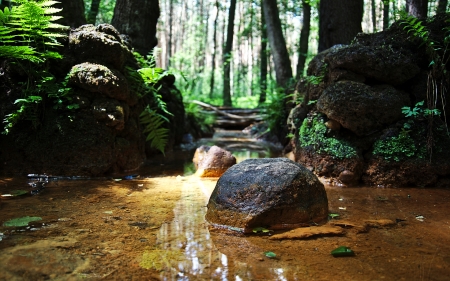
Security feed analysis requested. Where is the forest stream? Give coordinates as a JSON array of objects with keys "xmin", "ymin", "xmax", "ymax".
[{"xmin": 0, "ymin": 130, "xmax": 449, "ymax": 281}]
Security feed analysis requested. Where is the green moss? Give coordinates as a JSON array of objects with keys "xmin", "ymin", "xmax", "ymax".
[{"xmin": 299, "ymin": 114, "xmax": 357, "ymax": 159}]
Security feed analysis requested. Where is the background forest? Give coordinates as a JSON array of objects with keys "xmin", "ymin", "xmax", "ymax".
[{"xmin": 81, "ymin": 0, "xmax": 449, "ymax": 108}]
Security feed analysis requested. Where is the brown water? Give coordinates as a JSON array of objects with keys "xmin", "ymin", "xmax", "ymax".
[{"xmin": 0, "ymin": 132, "xmax": 449, "ymax": 280}]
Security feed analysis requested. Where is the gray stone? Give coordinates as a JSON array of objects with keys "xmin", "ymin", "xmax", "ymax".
[
  {"xmin": 205, "ymin": 158, "xmax": 328, "ymax": 233},
  {"xmin": 317, "ymin": 81, "xmax": 410, "ymax": 136}
]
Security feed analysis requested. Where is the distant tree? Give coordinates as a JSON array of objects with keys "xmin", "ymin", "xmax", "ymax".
[
  {"xmin": 318, "ymin": 0, "xmax": 363, "ymax": 52},
  {"xmin": 111, "ymin": 0, "xmax": 160, "ymax": 55},
  {"xmin": 262, "ymin": 0, "xmax": 292, "ymax": 89},
  {"xmin": 87, "ymin": 0, "xmax": 102, "ymax": 24},
  {"xmin": 437, "ymin": 0, "xmax": 448, "ymax": 13},
  {"xmin": 406, "ymin": 0, "xmax": 428, "ymax": 18},
  {"xmin": 371, "ymin": 0, "xmax": 377, "ymax": 32},
  {"xmin": 223, "ymin": 0, "xmax": 237, "ymax": 107},
  {"xmin": 54, "ymin": 0, "xmax": 86, "ymax": 28},
  {"xmin": 296, "ymin": 0, "xmax": 311, "ymax": 79},
  {"xmin": 383, "ymin": 0, "xmax": 390, "ymax": 30},
  {"xmin": 259, "ymin": 2, "xmax": 268, "ymax": 105},
  {"xmin": 210, "ymin": 0, "xmax": 220, "ymax": 99}
]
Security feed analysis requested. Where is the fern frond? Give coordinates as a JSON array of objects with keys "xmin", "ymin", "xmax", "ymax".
[{"xmin": 139, "ymin": 106, "xmax": 170, "ymax": 155}]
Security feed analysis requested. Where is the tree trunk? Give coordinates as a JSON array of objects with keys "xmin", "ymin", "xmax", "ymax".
[
  {"xmin": 259, "ymin": 2, "xmax": 268, "ymax": 105},
  {"xmin": 371, "ymin": 0, "xmax": 377, "ymax": 32},
  {"xmin": 222, "ymin": 0, "xmax": 237, "ymax": 107},
  {"xmin": 111, "ymin": 0, "xmax": 160, "ymax": 55},
  {"xmin": 296, "ymin": 0, "xmax": 310, "ymax": 80},
  {"xmin": 383, "ymin": 0, "xmax": 390, "ymax": 30},
  {"xmin": 318, "ymin": 0, "xmax": 363, "ymax": 52},
  {"xmin": 54, "ymin": 0, "xmax": 86, "ymax": 28},
  {"xmin": 87, "ymin": 0, "xmax": 102, "ymax": 24},
  {"xmin": 167, "ymin": 0, "xmax": 173, "ymax": 67},
  {"xmin": 209, "ymin": 0, "xmax": 220, "ymax": 99},
  {"xmin": 406, "ymin": 0, "xmax": 428, "ymax": 19},
  {"xmin": 262, "ymin": 0, "xmax": 292, "ymax": 89},
  {"xmin": 437, "ymin": 0, "xmax": 448, "ymax": 13}
]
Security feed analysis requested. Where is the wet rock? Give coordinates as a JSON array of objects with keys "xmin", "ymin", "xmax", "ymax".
[
  {"xmin": 69, "ymin": 63, "xmax": 130, "ymax": 102},
  {"xmin": 69, "ymin": 24, "xmax": 131, "ymax": 71},
  {"xmin": 317, "ymin": 81, "xmax": 410, "ymax": 136},
  {"xmin": 194, "ymin": 145, "xmax": 236, "ymax": 177},
  {"xmin": 205, "ymin": 158, "xmax": 328, "ymax": 233},
  {"xmin": 91, "ymin": 98, "xmax": 125, "ymax": 130},
  {"xmin": 324, "ymin": 45, "xmax": 420, "ymax": 85},
  {"xmin": 338, "ymin": 170, "xmax": 358, "ymax": 186}
]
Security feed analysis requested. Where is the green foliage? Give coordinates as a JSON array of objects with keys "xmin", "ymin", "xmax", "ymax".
[
  {"xmin": 139, "ymin": 106, "xmax": 169, "ymax": 155},
  {"xmin": 299, "ymin": 114, "xmax": 357, "ymax": 159},
  {"xmin": 1, "ymin": 0, "xmax": 69, "ymax": 134},
  {"xmin": 184, "ymin": 102, "xmax": 215, "ymax": 133},
  {"xmin": 130, "ymin": 50, "xmax": 174, "ymax": 155},
  {"xmin": 401, "ymin": 100, "xmax": 441, "ymax": 118},
  {"xmin": 372, "ymin": 123, "xmax": 424, "ymax": 162},
  {"xmin": 261, "ymin": 88, "xmax": 286, "ymax": 135}
]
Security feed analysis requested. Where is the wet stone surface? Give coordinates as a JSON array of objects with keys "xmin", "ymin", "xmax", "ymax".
[{"xmin": 205, "ymin": 158, "xmax": 329, "ymax": 232}]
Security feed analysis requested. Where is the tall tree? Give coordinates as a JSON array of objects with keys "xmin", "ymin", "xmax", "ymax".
[
  {"xmin": 111, "ymin": 0, "xmax": 160, "ymax": 55},
  {"xmin": 87, "ymin": 0, "xmax": 102, "ymax": 24},
  {"xmin": 318, "ymin": 0, "xmax": 363, "ymax": 52},
  {"xmin": 437, "ymin": 0, "xmax": 448, "ymax": 13},
  {"xmin": 259, "ymin": 2, "xmax": 268, "ymax": 105},
  {"xmin": 406, "ymin": 0, "xmax": 428, "ymax": 18},
  {"xmin": 262, "ymin": 0, "xmax": 292, "ymax": 89},
  {"xmin": 371, "ymin": 0, "xmax": 377, "ymax": 32},
  {"xmin": 296, "ymin": 0, "xmax": 311, "ymax": 80},
  {"xmin": 54, "ymin": 0, "xmax": 86, "ymax": 28},
  {"xmin": 383, "ymin": 0, "xmax": 390, "ymax": 30},
  {"xmin": 223, "ymin": 0, "xmax": 237, "ymax": 107},
  {"xmin": 209, "ymin": 0, "xmax": 220, "ymax": 99}
]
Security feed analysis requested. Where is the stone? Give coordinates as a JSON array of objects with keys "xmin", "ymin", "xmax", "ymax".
[
  {"xmin": 205, "ymin": 158, "xmax": 328, "ymax": 233},
  {"xmin": 194, "ymin": 146, "xmax": 236, "ymax": 177},
  {"xmin": 69, "ymin": 24, "xmax": 131, "ymax": 71},
  {"xmin": 69, "ymin": 63, "xmax": 130, "ymax": 102},
  {"xmin": 317, "ymin": 81, "xmax": 410, "ymax": 136}
]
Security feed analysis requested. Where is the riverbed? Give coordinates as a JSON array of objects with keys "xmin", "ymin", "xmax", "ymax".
[{"xmin": 0, "ymin": 131, "xmax": 449, "ymax": 280}]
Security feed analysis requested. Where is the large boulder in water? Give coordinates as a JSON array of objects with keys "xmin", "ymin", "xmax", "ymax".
[{"xmin": 205, "ymin": 158, "xmax": 328, "ymax": 233}]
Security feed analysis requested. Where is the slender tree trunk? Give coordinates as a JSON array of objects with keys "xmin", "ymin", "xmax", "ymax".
[
  {"xmin": 262, "ymin": 0, "xmax": 292, "ymax": 89},
  {"xmin": 406, "ymin": 0, "xmax": 428, "ymax": 18},
  {"xmin": 296, "ymin": 0, "xmax": 310, "ymax": 80},
  {"xmin": 87, "ymin": 0, "xmax": 102, "ymax": 24},
  {"xmin": 54, "ymin": 0, "xmax": 86, "ymax": 28},
  {"xmin": 383, "ymin": 0, "xmax": 390, "ymax": 30},
  {"xmin": 319, "ymin": 0, "xmax": 363, "ymax": 52},
  {"xmin": 259, "ymin": 3, "xmax": 268, "ymax": 105},
  {"xmin": 111, "ymin": 0, "xmax": 160, "ymax": 55},
  {"xmin": 437, "ymin": 0, "xmax": 448, "ymax": 13},
  {"xmin": 167, "ymin": 0, "xmax": 173, "ymax": 68},
  {"xmin": 223, "ymin": 0, "xmax": 237, "ymax": 107},
  {"xmin": 209, "ymin": 0, "xmax": 220, "ymax": 99},
  {"xmin": 371, "ymin": 0, "xmax": 377, "ymax": 32}
]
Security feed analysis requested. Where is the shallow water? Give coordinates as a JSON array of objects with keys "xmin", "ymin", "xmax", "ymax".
[{"xmin": 0, "ymin": 132, "xmax": 449, "ymax": 280}]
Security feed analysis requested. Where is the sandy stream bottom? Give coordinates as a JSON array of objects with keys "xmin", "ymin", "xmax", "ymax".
[{"xmin": 0, "ymin": 175, "xmax": 449, "ymax": 281}]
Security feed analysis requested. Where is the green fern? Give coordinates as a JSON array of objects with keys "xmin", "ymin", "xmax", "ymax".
[
  {"xmin": 139, "ymin": 106, "xmax": 170, "ymax": 155},
  {"xmin": 1, "ymin": 0, "xmax": 69, "ymax": 134}
]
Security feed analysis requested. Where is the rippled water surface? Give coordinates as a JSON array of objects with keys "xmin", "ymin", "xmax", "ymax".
[{"xmin": 0, "ymin": 131, "xmax": 449, "ymax": 280}]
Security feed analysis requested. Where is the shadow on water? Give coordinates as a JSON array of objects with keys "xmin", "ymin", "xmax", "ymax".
[{"xmin": 0, "ymin": 129, "xmax": 450, "ymax": 280}]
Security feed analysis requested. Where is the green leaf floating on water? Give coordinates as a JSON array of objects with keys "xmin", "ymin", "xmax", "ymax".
[
  {"xmin": 329, "ymin": 213, "xmax": 340, "ymax": 219},
  {"xmin": 253, "ymin": 227, "xmax": 270, "ymax": 233},
  {"xmin": 264, "ymin": 251, "xmax": 277, "ymax": 258},
  {"xmin": 3, "ymin": 216, "xmax": 42, "ymax": 227},
  {"xmin": 331, "ymin": 246, "xmax": 355, "ymax": 257},
  {"xmin": 10, "ymin": 190, "xmax": 29, "ymax": 196}
]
